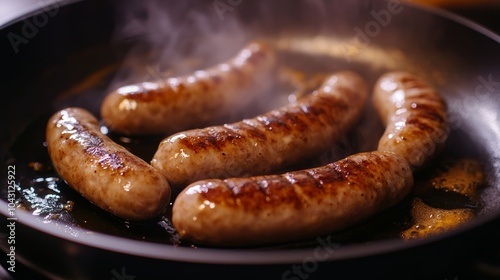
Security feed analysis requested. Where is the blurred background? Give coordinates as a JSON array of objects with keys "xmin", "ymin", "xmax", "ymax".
[
  {"xmin": 1, "ymin": 0, "xmax": 500, "ymax": 33},
  {"xmin": 412, "ymin": 0, "xmax": 500, "ymax": 34}
]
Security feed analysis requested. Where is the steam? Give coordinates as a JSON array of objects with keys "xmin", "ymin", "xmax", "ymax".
[
  {"xmin": 109, "ymin": 0, "xmax": 251, "ymax": 88},
  {"xmin": 106, "ymin": 0, "xmax": 385, "ymax": 167}
]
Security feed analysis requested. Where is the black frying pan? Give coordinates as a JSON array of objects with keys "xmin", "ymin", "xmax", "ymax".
[{"xmin": 1, "ymin": 0, "xmax": 500, "ymax": 279}]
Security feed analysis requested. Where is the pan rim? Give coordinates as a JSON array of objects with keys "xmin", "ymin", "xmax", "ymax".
[
  {"xmin": 403, "ymin": 1, "xmax": 500, "ymax": 43},
  {"xmin": 0, "ymin": 0, "xmax": 82, "ymax": 29},
  {"xmin": 1, "ymin": 198, "xmax": 498, "ymax": 265},
  {"xmin": 2, "ymin": 0, "xmax": 500, "ymax": 266}
]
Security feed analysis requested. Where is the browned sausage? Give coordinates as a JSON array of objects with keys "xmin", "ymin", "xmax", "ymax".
[
  {"xmin": 172, "ymin": 151, "xmax": 413, "ymax": 246},
  {"xmin": 151, "ymin": 71, "xmax": 368, "ymax": 188},
  {"xmin": 373, "ymin": 71, "xmax": 449, "ymax": 170},
  {"xmin": 100, "ymin": 41, "xmax": 276, "ymax": 135},
  {"xmin": 46, "ymin": 107, "xmax": 171, "ymax": 220}
]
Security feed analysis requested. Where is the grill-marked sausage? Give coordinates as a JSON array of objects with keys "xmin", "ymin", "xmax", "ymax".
[
  {"xmin": 46, "ymin": 107, "xmax": 171, "ymax": 220},
  {"xmin": 172, "ymin": 151, "xmax": 412, "ymax": 246},
  {"xmin": 373, "ymin": 71, "xmax": 449, "ymax": 170},
  {"xmin": 151, "ymin": 71, "xmax": 368, "ymax": 188},
  {"xmin": 100, "ymin": 41, "xmax": 276, "ymax": 135}
]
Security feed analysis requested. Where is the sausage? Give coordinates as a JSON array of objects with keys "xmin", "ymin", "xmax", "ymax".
[
  {"xmin": 46, "ymin": 107, "xmax": 171, "ymax": 220},
  {"xmin": 100, "ymin": 41, "xmax": 277, "ymax": 135},
  {"xmin": 172, "ymin": 151, "xmax": 413, "ymax": 246},
  {"xmin": 373, "ymin": 71, "xmax": 449, "ymax": 170},
  {"xmin": 151, "ymin": 71, "xmax": 368, "ymax": 189}
]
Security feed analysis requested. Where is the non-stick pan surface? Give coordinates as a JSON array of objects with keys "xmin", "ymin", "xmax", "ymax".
[{"xmin": 1, "ymin": 0, "xmax": 500, "ymax": 279}]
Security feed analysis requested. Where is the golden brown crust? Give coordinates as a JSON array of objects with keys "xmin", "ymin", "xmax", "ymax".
[
  {"xmin": 151, "ymin": 71, "xmax": 368, "ymax": 189},
  {"xmin": 100, "ymin": 41, "xmax": 277, "ymax": 135},
  {"xmin": 373, "ymin": 71, "xmax": 449, "ymax": 170},
  {"xmin": 172, "ymin": 151, "xmax": 413, "ymax": 246},
  {"xmin": 46, "ymin": 107, "xmax": 171, "ymax": 220}
]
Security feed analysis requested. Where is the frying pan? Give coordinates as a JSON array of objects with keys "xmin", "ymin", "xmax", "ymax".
[{"xmin": 1, "ymin": 0, "xmax": 500, "ymax": 279}]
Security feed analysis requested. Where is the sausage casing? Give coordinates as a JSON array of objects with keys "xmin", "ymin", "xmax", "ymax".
[
  {"xmin": 172, "ymin": 151, "xmax": 413, "ymax": 246},
  {"xmin": 373, "ymin": 71, "xmax": 449, "ymax": 170},
  {"xmin": 100, "ymin": 41, "xmax": 276, "ymax": 135},
  {"xmin": 46, "ymin": 107, "xmax": 171, "ymax": 220},
  {"xmin": 151, "ymin": 71, "xmax": 368, "ymax": 188}
]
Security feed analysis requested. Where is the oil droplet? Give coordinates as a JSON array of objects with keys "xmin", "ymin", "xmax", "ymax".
[
  {"xmin": 28, "ymin": 162, "xmax": 45, "ymax": 172},
  {"xmin": 64, "ymin": 201, "xmax": 74, "ymax": 211}
]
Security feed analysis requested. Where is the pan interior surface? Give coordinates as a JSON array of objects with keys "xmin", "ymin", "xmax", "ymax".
[{"xmin": 1, "ymin": 0, "xmax": 500, "ymax": 266}]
